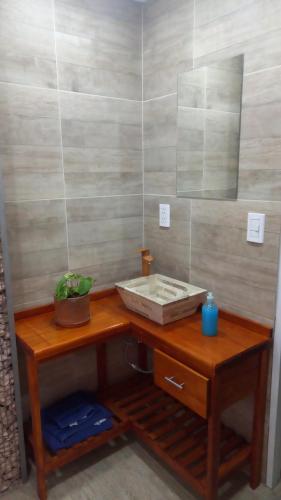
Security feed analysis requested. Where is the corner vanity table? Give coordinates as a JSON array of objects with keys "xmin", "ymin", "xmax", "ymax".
[{"xmin": 15, "ymin": 289, "xmax": 272, "ymax": 500}]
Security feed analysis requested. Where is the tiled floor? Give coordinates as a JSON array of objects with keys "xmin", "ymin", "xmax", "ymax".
[{"xmin": 2, "ymin": 438, "xmax": 281, "ymax": 500}]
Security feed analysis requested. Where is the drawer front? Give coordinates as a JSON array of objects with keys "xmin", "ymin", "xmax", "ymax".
[{"xmin": 154, "ymin": 349, "xmax": 209, "ymax": 418}]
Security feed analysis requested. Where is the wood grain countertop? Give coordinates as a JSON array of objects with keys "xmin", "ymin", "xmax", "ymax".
[{"xmin": 15, "ymin": 289, "xmax": 272, "ymax": 377}]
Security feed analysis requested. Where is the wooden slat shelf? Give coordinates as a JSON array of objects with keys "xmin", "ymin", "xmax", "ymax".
[
  {"xmin": 28, "ymin": 416, "xmax": 130, "ymax": 473},
  {"xmin": 100, "ymin": 376, "xmax": 251, "ymax": 498}
]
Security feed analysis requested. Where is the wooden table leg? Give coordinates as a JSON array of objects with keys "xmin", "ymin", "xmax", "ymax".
[
  {"xmin": 206, "ymin": 375, "xmax": 221, "ymax": 500},
  {"xmin": 26, "ymin": 353, "xmax": 47, "ymax": 500},
  {"xmin": 250, "ymin": 349, "xmax": 270, "ymax": 489},
  {"xmin": 96, "ymin": 343, "xmax": 108, "ymax": 391},
  {"xmin": 137, "ymin": 341, "xmax": 147, "ymax": 371}
]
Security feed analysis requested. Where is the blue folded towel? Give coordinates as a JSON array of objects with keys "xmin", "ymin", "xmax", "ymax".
[
  {"xmin": 44, "ymin": 391, "xmax": 102, "ymax": 429},
  {"xmin": 41, "ymin": 392, "xmax": 113, "ymax": 453}
]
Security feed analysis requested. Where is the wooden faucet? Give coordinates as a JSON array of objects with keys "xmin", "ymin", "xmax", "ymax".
[{"xmin": 138, "ymin": 248, "xmax": 154, "ymax": 276}]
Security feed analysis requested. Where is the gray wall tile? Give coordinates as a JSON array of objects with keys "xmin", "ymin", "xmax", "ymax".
[
  {"xmin": 60, "ymin": 92, "xmax": 141, "ymax": 149},
  {"xmin": 0, "ymin": 84, "xmax": 61, "ymax": 146},
  {"xmin": 144, "ymin": 195, "xmax": 190, "ymax": 282},
  {"xmin": 0, "ymin": 0, "xmax": 54, "ymax": 29},
  {"xmin": 1, "ymin": 146, "xmax": 64, "ymax": 202},
  {"xmin": 143, "ymin": 0, "xmax": 193, "ymax": 99},
  {"xmin": 0, "ymin": 1, "xmax": 56, "ymax": 88},
  {"xmin": 66, "ymin": 196, "xmax": 142, "ymax": 287},
  {"xmin": 190, "ymin": 199, "xmax": 281, "ymax": 324},
  {"xmin": 0, "ymin": 84, "xmax": 64, "ymax": 202},
  {"xmin": 55, "ymin": 0, "xmax": 141, "ymax": 99},
  {"xmin": 195, "ymin": 0, "xmax": 254, "ymax": 27},
  {"xmin": 239, "ymin": 67, "xmax": 281, "ymax": 200},
  {"xmin": 60, "ymin": 92, "xmax": 142, "ymax": 196},
  {"xmin": 195, "ymin": 0, "xmax": 281, "ymax": 59},
  {"xmin": 143, "ymin": 95, "xmax": 177, "ymax": 195},
  {"xmin": 67, "ymin": 195, "xmax": 143, "ymax": 221},
  {"xmin": 5, "ymin": 200, "xmax": 68, "ymax": 308}
]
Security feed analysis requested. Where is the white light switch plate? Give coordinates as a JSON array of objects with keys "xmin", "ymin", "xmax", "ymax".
[
  {"xmin": 247, "ymin": 212, "xmax": 265, "ymax": 243},
  {"xmin": 159, "ymin": 204, "xmax": 170, "ymax": 228}
]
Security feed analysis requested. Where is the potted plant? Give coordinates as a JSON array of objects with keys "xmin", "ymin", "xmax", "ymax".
[{"xmin": 54, "ymin": 272, "xmax": 94, "ymax": 327}]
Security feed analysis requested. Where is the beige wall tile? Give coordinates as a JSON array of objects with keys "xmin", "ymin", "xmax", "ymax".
[
  {"xmin": 67, "ymin": 196, "xmax": 143, "ymax": 221},
  {"xmin": 143, "ymin": 0, "xmax": 193, "ymax": 99},
  {"xmin": 73, "ymin": 257, "xmax": 141, "ymax": 291},
  {"xmin": 144, "ymin": 195, "xmax": 190, "ymax": 282},
  {"xmin": 0, "ymin": 84, "xmax": 61, "ymax": 146},
  {"xmin": 68, "ymin": 237, "xmax": 141, "ymax": 270},
  {"xmin": 145, "ymin": 236, "xmax": 190, "ymax": 282},
  {"xmin": 5, "ymin": 200, "xmax": 68, "ymax": 308},
  {"xmin": 67, "ymin": 196, "xmax": 142, "ymax": 280},
  {"xmin": 195, "ymin": 0, "xmax": 254, "ymax": 27},
  {"xmin": 191, "ymin": 248, "xmax": 277, "ymax": 324},
  {"xmin": 1, "ymin": 146, "xmax": 64, "ymax": 202},
  {"xmin": 239, "ymin": 67, "xmax": 281, "ymax": 200},
  {"xmin": 195, "ymin": 0, "xmax": 281, "ymax": 59},
  {"xmin": 144, "ymin": 195, "xmax": 190, "ymax": 220},
  {"xmin": 63, "ymin": 147, "xmax": 142, "ymax": 197},
  {"xmin": 191, "ymin": 199, "xmax": 281, "ymax": 323},
  {"xmin": 144, "ymin": 172, "xmax": 177, "ymax": 196},
  {"xmin": 60, "ymin": 92, "xmax": 141, "ymax": 149},
  {"xmin": 194, "ymin": 28, "xmax": 281, "ymax": 75},
  {"xmin": 0, "ymin": 1, "xmax": 56, "ymax": 88},
  {"xmin": 0, "ymin": 0, "xmax": 54, "ymax": 29},
  {"xmin": 144, "ymin": 95, "xmax": 177, "ymax": 195},
  {"xmin": 60, "ymin": 92, "xmax": 142, "ymax": 196},
  {"xmin": 55, "ymin": 0, "xmax": 141, "ymax": 99},
  {"xmin": 191, "ymin": 199, "xmax": 281, "ymax": 233}
]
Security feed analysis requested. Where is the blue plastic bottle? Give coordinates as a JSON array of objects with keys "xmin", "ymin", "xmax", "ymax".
[{"xmin": 202, "ymin": 292, "xmax": 218, "ymax": 336}]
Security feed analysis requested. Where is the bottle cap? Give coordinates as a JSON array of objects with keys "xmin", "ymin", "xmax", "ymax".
[{"xmin": 207, "ymin": 291, "xmax": 214, "ymax": 301}]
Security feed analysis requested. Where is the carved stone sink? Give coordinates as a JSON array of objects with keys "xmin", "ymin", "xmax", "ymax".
[{"xmin": 116, "ymin": 274, "xmax": 206, "ymax": 325}]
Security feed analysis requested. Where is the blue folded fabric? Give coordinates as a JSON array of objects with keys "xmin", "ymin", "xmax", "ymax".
[
  {"xmin": 45, "ymin": 391, "xmax": 99, "ymax": 429},
  {"xmin": 41, "ymin": 392, "xmax": 113, "ymax": 453}
]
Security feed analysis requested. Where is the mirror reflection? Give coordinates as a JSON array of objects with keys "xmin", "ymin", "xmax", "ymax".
[{"xmin": 176, "ymin": 55, "xmax": 244, "ymax": 200}]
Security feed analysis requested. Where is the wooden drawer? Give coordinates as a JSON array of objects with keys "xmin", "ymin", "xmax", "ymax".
[{"xmin": 154, "ymin": 349, "xmax": 209, "ymax": 418}]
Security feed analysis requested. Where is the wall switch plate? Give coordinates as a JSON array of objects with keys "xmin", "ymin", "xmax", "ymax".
[
  {"xmin": 159, "ymin": 204, "xmax": 170, "ymax": 228},
  {"xmin": 247, "ymin": 212, "xmax": 265, "ymax": 243}
]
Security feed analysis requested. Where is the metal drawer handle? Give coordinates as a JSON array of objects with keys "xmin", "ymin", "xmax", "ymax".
[{"xmin": 164, "ymin": 376, "xmax": 185, "ymax": 390}]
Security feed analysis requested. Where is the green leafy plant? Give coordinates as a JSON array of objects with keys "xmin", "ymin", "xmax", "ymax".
[{"xmin": 55, "ymin": 272, "xmax": 94, "ymax": 301}]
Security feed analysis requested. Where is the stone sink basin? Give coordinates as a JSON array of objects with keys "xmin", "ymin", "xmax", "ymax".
[{"xmin": 116, "ymin": 274, "xmax": 206, "ymax": 325}]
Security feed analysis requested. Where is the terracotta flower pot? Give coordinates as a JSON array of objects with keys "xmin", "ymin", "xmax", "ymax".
[{"xmin": 54, "ymin": 294, "xmax": 91, "ymax": 327}]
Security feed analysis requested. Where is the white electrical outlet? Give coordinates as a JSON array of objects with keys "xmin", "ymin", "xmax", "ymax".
[
  {"xmin": 247, "ymin": 213, "xmax": 265, "ymax": 243},
  {"xmin": 159, "ymin": 204, "xmax": 170, "ymax": 228}
]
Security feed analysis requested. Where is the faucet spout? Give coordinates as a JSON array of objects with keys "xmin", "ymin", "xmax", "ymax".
[{"xmin": 138, "ymin": 248, "xmax": 154, "ymax": 276}]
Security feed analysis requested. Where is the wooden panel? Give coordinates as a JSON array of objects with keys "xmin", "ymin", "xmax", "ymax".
[
  {"xmin": 154, "ymin": 349, "xmax": 209, "ymax": 418},
  {"xmin": 220, "ymin": 351, "xmax": 259, "ymax": 410}
]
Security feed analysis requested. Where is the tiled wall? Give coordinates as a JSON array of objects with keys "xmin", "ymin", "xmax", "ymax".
[
  {"xmin": 0, "ymin": 0, "xmax": 142, "ymax": 416},
  {"xmin": 1, "ymin": 0, "xmax": 142, "ymax": 311},
  {"xmin": 143, "ymin": 0, "xmax": 281, "ymax": 327},
  {"xmin": 4, "ymin": 0, "xmax": 280, "ymax": 326}
]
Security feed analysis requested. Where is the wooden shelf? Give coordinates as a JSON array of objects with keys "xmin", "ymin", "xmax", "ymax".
[
  {"xmin": 101, "ymin": 376, "xmax": 251, "ymax": 498},
  {"xmin": 26, "ymin": 375, "xmax": 251, "ymax": 498},
  {"xmin": 28, "ymin": 415, "xmax": 130, "ymax": 473}
]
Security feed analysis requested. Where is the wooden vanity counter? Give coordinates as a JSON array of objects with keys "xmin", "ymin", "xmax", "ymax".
[
  {"xmin": 16, "ymin": 289, "xmax": 270, "ymax": 376},
  {"xmin": 15, "ymin": 289, "xmax": 272, "ymax": 500}
]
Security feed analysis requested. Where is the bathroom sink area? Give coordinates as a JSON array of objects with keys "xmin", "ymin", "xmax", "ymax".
[{"xmin": 116, "ymin": 274, "xmax": 206, "ymax": 325}]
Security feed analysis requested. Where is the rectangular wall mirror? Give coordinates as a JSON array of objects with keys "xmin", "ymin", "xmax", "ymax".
[{"xmin": 176, "ymin": 55, "xmax": 244, "ymax": 200}]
